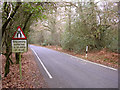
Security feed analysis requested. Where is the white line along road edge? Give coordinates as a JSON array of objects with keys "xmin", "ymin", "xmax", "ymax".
[
  {"xmin": 61, "ymin": 52, "xmax": 117, "ymax": 71},
  {"xmin": 30, "ymin": 48, "xmax": 53, "ymax": 79}
]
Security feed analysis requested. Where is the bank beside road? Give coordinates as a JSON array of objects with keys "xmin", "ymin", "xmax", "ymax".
[
  {"xmin": 39, "ymin": 45, "xmax": 118, "ymax": 69},
  {"xmin": 2, "ymin": 48, "xmax": 48, "ymax": 88}
]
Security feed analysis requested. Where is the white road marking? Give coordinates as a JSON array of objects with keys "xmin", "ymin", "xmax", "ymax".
[
  {"xmin": 30, "ymin": 44, "xmax": 117, "ymax": 71},
  {"xmin": 30, "ymin": 47, "xmax": 53, "ymax": 79},
  {"xmin": 61, "ymin": 52, "xmax": 117, "ymax": 71}
]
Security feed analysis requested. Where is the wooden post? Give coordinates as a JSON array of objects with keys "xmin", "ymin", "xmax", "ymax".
[{"xmin": 19, "ymin": 53, "xmax": 22, "ymax": 79}]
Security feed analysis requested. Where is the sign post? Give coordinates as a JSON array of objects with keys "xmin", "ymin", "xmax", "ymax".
[
  {"xmin": 19, "ymin": 52, "xmax": 22, "ymax": 79},
  {"xmin": 12, "ymin": 26, "xmax": 28, "ymax": 79},
  {"xmin": 85, "ymin": 46, "xmax": 88, "ymax": 58}
]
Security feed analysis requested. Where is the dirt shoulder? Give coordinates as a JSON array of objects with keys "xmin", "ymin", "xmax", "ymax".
[
  {"xmin": 32, "ymin": 44, "xmax": 118, "ymax": 69},
  {"xmin": 2, "ymin": 48, "xmax": 48, "ymax": 88}
]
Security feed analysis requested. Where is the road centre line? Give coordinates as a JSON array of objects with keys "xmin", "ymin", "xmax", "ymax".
[
  {"xmin": 61, "ymin": 52, "xmax": 117, "ymax": 71},
  {"xmin": 30, "ymin": 47, "xmax": 53, "ymax": 79}
]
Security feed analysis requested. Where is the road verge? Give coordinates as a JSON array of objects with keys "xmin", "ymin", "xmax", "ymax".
[{"xmin": 2, "ymin": 48, "xmax": 48, "ymax": 88}]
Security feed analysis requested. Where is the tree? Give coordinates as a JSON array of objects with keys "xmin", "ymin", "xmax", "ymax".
[
  {"xmin": 62, "ymin": 1, "xmax": 118, "ymax": 53},
  {"xmin": 2, "ymin": 2, "xmax": 47, "ymax": 76},
  {"xmin": 28, "ymin": 1, "xmax": 118, "ymax": 54}
]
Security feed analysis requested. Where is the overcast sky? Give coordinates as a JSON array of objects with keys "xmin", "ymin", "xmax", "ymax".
[{"xmin": 1, "ymin": 0, "xmax": 120, "ymax": 2}]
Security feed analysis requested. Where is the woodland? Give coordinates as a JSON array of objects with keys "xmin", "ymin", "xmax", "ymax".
[{"xmin": 1, "ymin": 1, "xmax": 119, "ymax": 76}]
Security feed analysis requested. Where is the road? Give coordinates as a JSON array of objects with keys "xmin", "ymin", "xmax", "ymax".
[{"xmin": 29, "ymin": 45, "xmax": 118, "ymax": 88}]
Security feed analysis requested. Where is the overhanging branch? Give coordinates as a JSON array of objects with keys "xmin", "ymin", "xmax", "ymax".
[{"xmin": 2, "ymin": 2, "xmax": 21, "ymax": 37}]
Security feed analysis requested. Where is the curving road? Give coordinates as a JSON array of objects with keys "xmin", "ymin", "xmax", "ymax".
[{"xmin": 29, "ymin": 45, "xmax": 118, "ymax": 88}]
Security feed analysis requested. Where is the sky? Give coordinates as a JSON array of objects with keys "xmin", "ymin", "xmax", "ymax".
[{"xmin": 1, "ymin": 0, "xmax": 120, "ymax": 2}]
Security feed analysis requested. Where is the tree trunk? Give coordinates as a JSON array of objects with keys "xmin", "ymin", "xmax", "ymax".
[
  {"xmin": 16, "ymin": 53, "xmax": 19, "ymax": 64},
  {"xmin": 2, "ymin": 2, "xmax": 21, "ymax": 37}
]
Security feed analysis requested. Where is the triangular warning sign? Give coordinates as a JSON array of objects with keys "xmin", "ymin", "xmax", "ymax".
[{"xmin": 12, "ymin": 26, "xmax": 27, "ymax": 40}]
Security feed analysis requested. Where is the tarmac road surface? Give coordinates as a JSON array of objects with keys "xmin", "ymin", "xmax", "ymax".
[{"xmin": 29, "ymin": 45, "xmax": 118, "ymax": 88}]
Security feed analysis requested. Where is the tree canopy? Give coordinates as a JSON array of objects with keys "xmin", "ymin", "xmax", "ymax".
[{"xmin": 1, "ymin": 1, "xmax": 119, "ymax": 76}]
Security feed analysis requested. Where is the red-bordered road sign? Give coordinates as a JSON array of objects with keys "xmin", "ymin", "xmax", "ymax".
[{"xmin": 12, "ymin": 26, "xmax": 27, "ymax": 40}]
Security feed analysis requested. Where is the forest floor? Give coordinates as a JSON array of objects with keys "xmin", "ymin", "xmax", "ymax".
[
  {"xmin": 1, "ymin": 48, "xmax": 48, "ymax": 88},
  {"xmin": 40, "ymin": 45, "xmax": 118, "ymax": 69}
]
